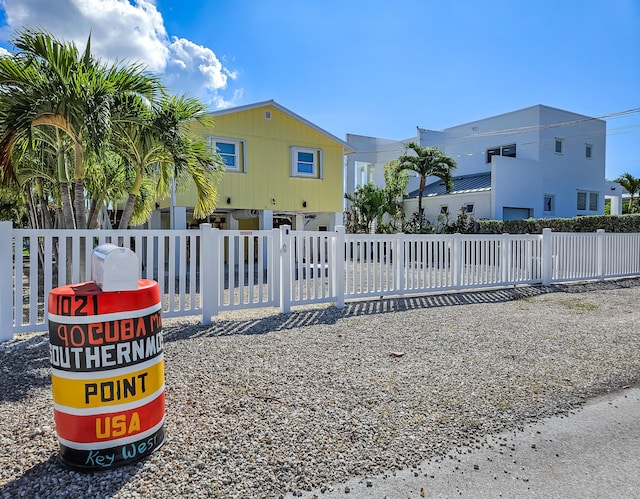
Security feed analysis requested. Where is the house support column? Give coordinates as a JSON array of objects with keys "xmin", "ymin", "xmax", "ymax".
[
  {"xmin": 260, "ymin": 210, "xmax": 274, "ymax": 230},
  {"xmin": 329, "ymin": 212, "xmax": 342, "ymax": 231},
  {"xmin": 171, "ymin": 206, "xmax": 186, "ymax": 230},
  {"xmin": 149, "ymin": 210, "xmax": 161, "ymax": 229}
]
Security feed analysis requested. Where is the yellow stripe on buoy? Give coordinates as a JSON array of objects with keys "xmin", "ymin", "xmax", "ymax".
[{"xmin": 51, "ymin": 358, "xmax": 164, "ymax": 409}]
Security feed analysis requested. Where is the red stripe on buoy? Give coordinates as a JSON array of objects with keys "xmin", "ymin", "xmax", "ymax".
[
  {"xmin": 48, "ymin": 279, "xmax": 160, "ymax": 317},
  {"xmin": 54, "ymin": 391, "xmax": 165, "ymax": 445}
]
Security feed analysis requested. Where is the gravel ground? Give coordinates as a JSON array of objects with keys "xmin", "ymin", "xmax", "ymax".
[{"xmin": 1, "ymin": 278, "xmax": 640, "ymax": 498}]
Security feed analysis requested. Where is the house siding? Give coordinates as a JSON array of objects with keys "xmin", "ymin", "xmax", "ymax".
[{"xmin": 178, "ymin": 105, "xmax": 345, "ymax": 214}]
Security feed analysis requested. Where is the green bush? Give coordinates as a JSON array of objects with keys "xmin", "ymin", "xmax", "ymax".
[{"xmin": 477, "ymin": 214, "xmax": 640, "ymax": 234}]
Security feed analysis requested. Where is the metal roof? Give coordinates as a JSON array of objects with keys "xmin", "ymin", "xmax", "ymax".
[{"xmin": 408, "ymin": 172, "xmax": 492, "ymax": 198}]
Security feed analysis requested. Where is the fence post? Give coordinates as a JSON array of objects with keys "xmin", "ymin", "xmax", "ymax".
[
  {"xmin": 542, "ymin": 228, "xmax": 553, "ymax": 286},
  {"xmin": 501, "ymin": 233, "xmax": 511, "ymax": 284},
  {"xmin": 200, "ymin": 224, "xmax": 218, "ymax": 325},
  {"xmin": 333, "ymin": 225, "xmax": 345, "ymax": 309},
  {"xmin": 0, "ymin": 221, "xmax": 12, "ymax": 341},
  {"xmin": 279, "ymin": 225, "xmax": 291, "ymax": 314},
  {"xmin": 395, "ymin": 233, "xmax": 405, "ymax": 295},
  {"xmin": 596, "ymin": 229, "xmax": 605, "ymax": 281},
  {"xmin": 452, "ymin": 233, "xmax": 462, "ymax": 288},
  {"xmin": 272, "ymin": 228, "xmax": 281, "ymax": 308}
]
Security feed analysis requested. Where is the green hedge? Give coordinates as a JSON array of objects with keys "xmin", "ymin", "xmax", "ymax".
[{"xmin": 477, "ymin": 214, "xmax": 640, "ymax": 234}]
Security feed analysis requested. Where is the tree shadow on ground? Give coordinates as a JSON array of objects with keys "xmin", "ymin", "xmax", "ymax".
[
  {"xmin": 0, "ymin": 453, "xmax": 146, "ymax": 498},
  {"xmin": 0, "ymin": 334, "xmax": 50, "ymax": 402},
  {"xmin": 3, "ymin": 278, "xmax": 639, "ymax": 403},
  {"xmin": 163, "ymin": 277, "xmax": 640, "ymax": 342}
]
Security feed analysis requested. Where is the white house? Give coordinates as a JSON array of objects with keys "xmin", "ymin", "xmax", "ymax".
[{"xmin": 345, "ymin": 105, "xmax": 621, "ymax": 227}]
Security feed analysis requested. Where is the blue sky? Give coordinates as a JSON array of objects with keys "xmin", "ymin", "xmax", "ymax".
[{"xmin": 0, "ymin": 0, "xmax": 638, "ymax": 179}]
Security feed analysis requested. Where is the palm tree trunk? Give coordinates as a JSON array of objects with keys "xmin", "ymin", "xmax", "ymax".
[
  {"xmin": 118, "ymin": 193, "xmax": 137, "ymax": 229},
  {"xmin": 73, "ymin": 179, "xmax": 87, "ymax": 229},
  {"xmin": 56, "ymin": 139, "xmax": 75, "ymax": 229},
  {"xmin": 417, "ymin": 177, "xmax": 426, "ymax": 230},
  {"xmin": 59, "ymin": 182, "xmax": 75, "ymax": 229},
  {"xmin": 39, "ymin": 196, "xmax": 52, "ymax": 229},
  {"xmin": 72, "ymin": 141, "xmax": 87, "ymax": 229}
]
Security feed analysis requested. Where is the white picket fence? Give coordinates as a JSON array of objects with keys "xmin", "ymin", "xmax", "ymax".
[{"xmin": 2, "ymin": 220, "xmax": 640, "ymax": 342}]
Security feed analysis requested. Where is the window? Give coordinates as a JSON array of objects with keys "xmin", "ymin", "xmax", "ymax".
[
  {"xmin": 577, "ymin": 191, "xmax": 599, "ymax": 212},
  {"xmin": 217, "ymin": 142, "xmax": 237, "ymax": 168},
  {"xmin": 555, "ymin": 139, "xmax": 563, "ymax": 154},
  {"xmin": 440, "ymin": 205, "xmax": 449, "ymax": 215},
  {"xmin": 291, "ymin": 147, "xmax": 323, "ymax": 178},
  {"xmin": 544, "ymin": 195, "xmax": 554, "ymax": 213},
  {"xmin": 355, "ymin": 161, "xmax": 375, "ymax": 186},
  {"xmin": 589, "ymin": 192, "xmax": 598, "ymax": 211},
  {"xmin": 585, "ymin": 144, "xmax": 592, "ymax": 159},
  {"xmin": 577, "ymin": 192, "xmax": 587, "ymax": 210},
  {"xmin": 486, "ymin": 147, "xmax": 500, "ymax": 163},
  {"xmin": 501, "ymin": 144, "xmax": 516, "ymax": 158},
  {"xmin": 207, "ymin": 137, "xmax": 245, "ymax": 172},
  {"xmin": 465, "ymin": 203, "xmax": 474, "ymax": 214},
  {"xmin": 486, "ymin": 144, "xmax": 516, "ymax": 163}
]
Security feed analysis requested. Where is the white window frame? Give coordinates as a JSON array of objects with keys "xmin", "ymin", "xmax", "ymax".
[
  {"xmin": 464, "ymin": 203, "xmax": 474, "ymax": 214},
  {"xmin": 585, "ymin": 143, "xmax": 593, "ymax": 159},
  {"xmin": 486, "ymin": 144, "xmax": 516, "ymax": 163},
  {"xmin": 589, "ymin": 192, "xmax": 598, "ymax": 211},
  {"xmin": 291, "ymin": 146, "xmax": 323, "ymax": 178},
  {"xmin": 555, "ymin": 138, "xmax": 563, "ymax": 154},
  {"xmin": 439, "ymin": 205, "xmax": 449, "ymax": 215},
  {"xmin": 577, "ymin": 191, "xmax": 587, "ymax": 211},
  {"xmin": 577, "ymin": 190, "xmax": 599, "ymax": 212},
  {"xmin": 543, "ymin": 194, "xmax": 555, "ymax": 214},
  {"xmin": 208, "ymin": 137, "xmax": 246, "ymax": 172}
]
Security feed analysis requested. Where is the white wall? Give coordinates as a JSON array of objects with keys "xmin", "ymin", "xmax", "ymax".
[
  {"xmin": 419, "ymin": 105, "xmax": 607, "ymax": 220},
  {"xmin": 537, "ymin": 106, "xmax": 607, "ymax": 217},
  {"xmin": 345, "ymin": 133, "xmax": 420, "ymax": 202},
  {"xmin": 347, "ymin": 105, "xmax": 608, "ymax": 222},
  {"xmin": 419, "ymin": 106, "xmax": 542, "ymax": 175},
  {"xmin": 491, "ymin": 157, "xmax": 542, "ymax": 219},
  {"xmin": 404, "ymin": 190, "xmax": 492, "ymax": 228}
]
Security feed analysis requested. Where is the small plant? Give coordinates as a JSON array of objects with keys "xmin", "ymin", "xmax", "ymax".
[
  {"xmin": 403, "ymin": 211, "xmax": 434, "ymax": 234},
  {"xmin": 558, "ymin": 299, "xmax": 598, "ymax": 311}
]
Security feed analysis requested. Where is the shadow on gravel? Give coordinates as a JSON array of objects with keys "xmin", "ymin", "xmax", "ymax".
[
  {"xmin": 4, "ymin": 278, "xmax": 639, "ymax": 401},
  {"xmin": 0, "ymin": 455, "xmax": 143, "ymax": 498},
  {"xmin": 163, "ymin": 277, "xmax": 640, "ymax": 342},
  {"xmin": 0, "ymin": 334, "xmax": 51, "ymax": 403}
]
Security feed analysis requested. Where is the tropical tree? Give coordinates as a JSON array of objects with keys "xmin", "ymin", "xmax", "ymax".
[
  {"xmin": 615, "ymin": 172, "xmax": 640, "ymax": 214},
  {"xmin": 395, "ymin": 142, "xmax": 456, "ymax": 232},
  {"xmin": 379, "ymin": 160, "xmax": 409, "ymax": 232},
  {"xmin": 0, "ymin": 28, "xmax": 162, "ymax": 229},
  {"xmin": 0, "ymin": 28, "xmax": 222, "ymax": 230},
  {"xmin": 344, "ymin": 183, "xmax": 387, "ymax": 233},
  {"xmin": 112, "ymin": 94, "xmax": 223, "ymax": 228}
]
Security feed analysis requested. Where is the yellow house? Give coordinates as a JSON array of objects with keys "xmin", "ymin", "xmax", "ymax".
[{"xmin": 154, "ymin": 100, "xmax": 354, "ymax": 231}]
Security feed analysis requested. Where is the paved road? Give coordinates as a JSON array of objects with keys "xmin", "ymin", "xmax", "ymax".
[{"xmin": 292, "ymin": 386, "xmax": 640, "ymax": 498}]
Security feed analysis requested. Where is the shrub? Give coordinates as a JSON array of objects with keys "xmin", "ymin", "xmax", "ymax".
[{"xmin": 477, "ymin": 214, "xmax": 640, "ymax": 234}]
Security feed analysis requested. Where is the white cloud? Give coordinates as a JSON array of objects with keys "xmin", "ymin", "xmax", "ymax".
[
  {"xmin": 169, "ymin": 37, "xmax": 229, "ymax": 90},
  {"xmin": 0, "ymin": 0, "xmax": 241, "ymax": 108}
]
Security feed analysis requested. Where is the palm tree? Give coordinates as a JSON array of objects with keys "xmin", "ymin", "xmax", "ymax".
[
  {"xmin": 395, "ymin": 142, "xmax": 456, "ymax": 231},
  {"xmin": 382, "ymin": 160, "xmax": 409, "ymax": 232},
  {"xmin": 0, "ymin": 28, "xmax": 162, "ymax": 229},
  {"xmin": 112, "ymin": 94, "xmax": 223, "ymax": 228},
  {"xmin": 344, "ymin": 183, "xmax": 387, "ymax": 233},
  {"xmin": 615, "ymin": 172, "xmax": 640, "ymax": 213}
]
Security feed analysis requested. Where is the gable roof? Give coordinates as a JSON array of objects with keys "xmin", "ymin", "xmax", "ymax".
[
  {"xmin": 408, "ymin": 172, "xmax": 492, "ymax": 198},
  {"xmin": 209, "ymin": 100, "xmax": 355, "ymax": 153}
]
